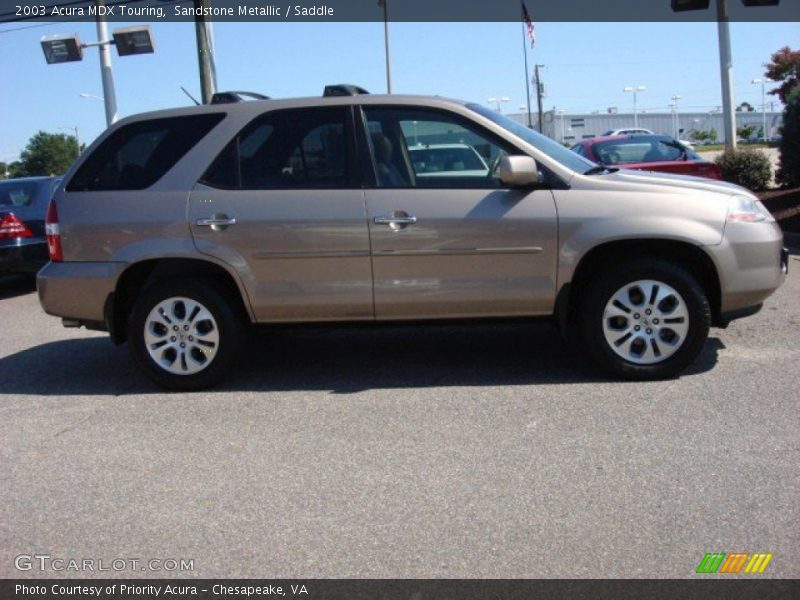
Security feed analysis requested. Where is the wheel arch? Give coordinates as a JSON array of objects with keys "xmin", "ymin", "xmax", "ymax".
[
  {"xmin": 107, "ymin": 257, "xmax": 253, "ymax": 344},
  {"xmin": 556, "ymin": 239, "xmax": 722, "ymax": 335}
]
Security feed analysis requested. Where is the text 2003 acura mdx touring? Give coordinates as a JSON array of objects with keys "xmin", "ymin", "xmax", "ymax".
[{"xmin": 38, "ymin": 87, "xmax": 788, "ymax": 390}]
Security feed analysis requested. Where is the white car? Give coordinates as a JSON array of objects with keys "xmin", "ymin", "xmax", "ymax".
[
  {"xmin": 602, "ymin": 128, "xmax": 654, "ymax": 136},
  {"xmin": 408, "ymin": 143, "xmax": 490, "ymax": 177},
  {"xmin": 604, "ymin": 129, "xmax": 694, "ymax": 149}
]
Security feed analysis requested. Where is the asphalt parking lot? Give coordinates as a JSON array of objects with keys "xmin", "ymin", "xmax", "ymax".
[{"xmin": 1, "ymin": 257, "xmax": 798, "ymax": 579}]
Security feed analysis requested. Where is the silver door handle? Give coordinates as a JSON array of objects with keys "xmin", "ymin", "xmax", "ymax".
[
  {"xmin": 196, "ymin": 217, "xmax": 237, "ymax": 227},
  {"xmin": 374, "ymin": 215, "xmax": 417, "ymax": 225}
]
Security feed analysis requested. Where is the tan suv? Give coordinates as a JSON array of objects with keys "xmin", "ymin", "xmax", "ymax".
[{"xmin": 37, "ymin": 87, "xmax": 788, "ymax": 390}]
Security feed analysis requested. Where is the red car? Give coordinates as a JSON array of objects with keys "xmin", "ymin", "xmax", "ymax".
[{"xmin": 571, "ymin": 134, "xmax": 722, "ymax": 180}]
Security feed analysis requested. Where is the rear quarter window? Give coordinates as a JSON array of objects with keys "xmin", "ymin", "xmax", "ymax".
[
  {"xmin": 67, "ymin": 113, "xmax": 225, "ymax": 191},
  {"xmin": 0, "ymin": 181, "xmax": 38, "ymax": 208}
]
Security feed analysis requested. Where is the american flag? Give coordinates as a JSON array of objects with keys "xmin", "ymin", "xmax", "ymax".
[{"xmin": 522, "ymin": 2, "xmax": 536, "ymax": 48}]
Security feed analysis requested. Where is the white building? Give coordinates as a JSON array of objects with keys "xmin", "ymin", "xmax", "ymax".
[{"xmin": 510, "ymin": 110, "xmax": 783, "ymax": 145}]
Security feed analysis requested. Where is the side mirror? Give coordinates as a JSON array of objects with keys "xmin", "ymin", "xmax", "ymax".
[{"xmin": 497, "ymin": 155, "xmax": 539, "ymax": 187}]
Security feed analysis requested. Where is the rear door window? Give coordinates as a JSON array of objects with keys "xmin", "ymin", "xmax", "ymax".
[
  {"xmin": 67, "ymin": 113, "xmax": 224, "ymax": 191},
  {"xmin": 200, "ymin": 107, "xmax": 354, "ymax": 190}
]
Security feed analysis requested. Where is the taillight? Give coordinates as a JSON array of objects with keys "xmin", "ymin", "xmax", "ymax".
[
  {"xmin": 0, "ymin": 213, "xmax": 33, "ymax": 239},
  {"xmin": 45, "ymin": 200, "xmax": 63, "ymax": 262}
]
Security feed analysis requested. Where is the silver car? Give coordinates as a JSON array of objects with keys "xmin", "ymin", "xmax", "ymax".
[{"xmin": 37, "ymin": 88, "xmax": 787, "ymax": 390}]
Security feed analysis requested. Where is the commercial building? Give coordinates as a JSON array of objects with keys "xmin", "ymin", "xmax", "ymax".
[{"xmin": 510, "ymin": 110, "xmax": 783, "ymax": 144}]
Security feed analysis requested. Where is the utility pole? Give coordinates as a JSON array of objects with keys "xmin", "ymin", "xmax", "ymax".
[
  {"xmin": 58, "ymin": 126, "xmax": 80, "ymax": 157},
  {"xmin": 534, "ymin": 64, "xmax": 545, "ymax": 133},
  {"xmin": 95, "ymin": 0, "xmax": 118, "ymax": 125},
  {"xmin": 716, "ymin": 0, "xmax": 736, "ymax": 149},
  {"xmin": 193, "ymin": 0, "xmax": 218, "ymax": 103},
  {"xmin": 379, "ymin": 0, "xmax": 392, "ymax": 93}
]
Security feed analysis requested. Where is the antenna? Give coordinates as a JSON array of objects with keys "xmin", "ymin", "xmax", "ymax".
[{"xmin": 181, "ymin": 86, "xmax": 200, "ymax": 106}]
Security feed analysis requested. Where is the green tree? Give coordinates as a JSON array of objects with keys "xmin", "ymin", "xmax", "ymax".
[
  {"xmin": 1, "ymin": 161, "xmax": 25, "ymax": 179},
  {"xmin": 737, "ymin": 102, "xmax": 754, "ymax": 112},
  {"xmin": 16, "ymin": 131, "xmax": 79, "ymax": 177},
  {"xmin": 737, "ymin": 124, "xmax": 756, "ymax": 140},
  {"xmin": 689, "ymin": 129, "xmax": 704, "ymax": 142},
  {"xmin": 777, "ymin": 85, "xmax": 800, "ymax": 187},
  {"xmin": 765, "ymin": 46, "xmax": 800, "ymax": 104}
]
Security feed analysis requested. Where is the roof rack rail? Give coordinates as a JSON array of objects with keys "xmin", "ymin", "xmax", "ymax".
[
  {"xmin": 210, "ymin": 91, "xmax": 270, "ymax": 104},
  {"xmin": 323, "ymin": 84, "xmax": 370, "ymax": 97}
]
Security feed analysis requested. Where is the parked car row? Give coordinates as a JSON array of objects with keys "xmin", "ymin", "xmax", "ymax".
[
  {"xmin": 0, "ymin": 176, "xmax": 61, "ymax": 274},
  {"xmin": 570, "ymin": 134, "xmax": 721, "ymax": 180}
]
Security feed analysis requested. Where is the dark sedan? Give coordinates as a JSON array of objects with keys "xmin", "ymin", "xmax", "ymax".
[
  {"xmin": 571, "ymin": 134, "xmax": 721, "ymax": 180},
  {"xmin": 0, "ymin": 176, "xmax": 61, "ymax": 274}
]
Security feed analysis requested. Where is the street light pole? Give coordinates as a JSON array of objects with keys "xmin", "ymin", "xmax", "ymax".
[
  {"xmin": 487, "ymin": 97, "xmax": 510, "ymax": 113},
  {"xmin": 41, "ymin": 12, "xmax": 153, "ymax": 126},
  {"xmin": 95, "ymin": 0, "xmax": 118, "ymax": 126},
  {"xmin": 671, "ymin": 94, "xmax": 682, "ymax": 139},
  {"xmin": 752, "ymin": 78, "xmax": 771, "ymax": 142},
  {"xmin": 534, "ymin": 64, "xmax": 545, "ymax": 133},
  {"xmin": 624, "ymin": 85, "xmax": 646, "ymax": 128},
  {"xmin": 716, "ymin": 0, "xmax": 736, "ymax": 149},
  {"xmin": 557, "ymin": 110, "xmax": 566, "ymax": 142}
]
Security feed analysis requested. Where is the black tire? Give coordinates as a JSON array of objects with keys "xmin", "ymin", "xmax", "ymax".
[
  {"xmin": 128, "ymin": 278, "xmax": 245, "ymax": 391},
  {"xmin": 573, "ymin": 258, "xmax": 711, "ymax": 380}
]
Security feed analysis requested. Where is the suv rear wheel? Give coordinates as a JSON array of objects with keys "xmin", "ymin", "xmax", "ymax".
[
  {"xmin": 575, "ymin": 259, "xmax": 711, "ymax": 380},
  {"xmin": 128, "ymin": 279, "xmax": 244, "ymax": 390}
]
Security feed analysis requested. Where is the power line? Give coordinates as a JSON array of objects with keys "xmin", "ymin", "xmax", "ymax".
[{"xmin": 0, "ymin": 21, "xmax": 66, "ymax": 35}]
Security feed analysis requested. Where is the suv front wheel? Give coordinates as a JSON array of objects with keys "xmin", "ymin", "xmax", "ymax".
[
  {"xmin": 575, "ymin": 259, "xmax": 711, "ymax": 380},
  {"xmin": 128, "ymin": 279, "xmax": 244, "ymax": 390}
]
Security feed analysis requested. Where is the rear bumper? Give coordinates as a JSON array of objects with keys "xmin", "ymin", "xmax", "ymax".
[
  {"xmin": 0, "ymin": 238, "xmax": 47, "ymax": 273},
  {"xmin": 37, "ymin": 261, "xmax": 125, "ymax": 325}
]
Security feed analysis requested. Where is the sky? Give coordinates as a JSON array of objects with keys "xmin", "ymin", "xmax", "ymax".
[{"xmin": 0, "ymin": 19, "xmax": 798, "ymax": 163}]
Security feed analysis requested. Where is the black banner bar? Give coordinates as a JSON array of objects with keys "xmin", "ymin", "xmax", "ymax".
[
  {"xmin": 3, "ymin": 579, "xmax": 800, "ymax": 600},
  {"xmin": 1, "ymin": 0, "xmax": 799, "ymax": 24}
]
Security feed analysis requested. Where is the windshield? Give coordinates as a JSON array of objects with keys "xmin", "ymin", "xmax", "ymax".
[
  {"xmin": 466, "ymin": 103, "xmax": 596, "ymax": 174},
  {"xmin": 592, "ymin": 135, "xmax": 701, "ymax": 165}
]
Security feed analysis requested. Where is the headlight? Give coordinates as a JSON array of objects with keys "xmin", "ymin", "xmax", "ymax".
[{"xmin": 726, "ymin": 194, "xmax": 772, "ymax": 223}]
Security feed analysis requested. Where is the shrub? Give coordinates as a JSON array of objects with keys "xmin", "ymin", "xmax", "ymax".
[
  {"xmin": 715, "ymin": 147, "xmax": 772, "ymax": 191},
  {"xmin": 777, "ymin": 85, "xmax": 800, "ymax": 188}
]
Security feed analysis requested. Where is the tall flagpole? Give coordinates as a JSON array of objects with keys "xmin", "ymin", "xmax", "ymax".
[{"xmin": 521, "ymin": 20, "xmax": 532, "ymax": 128}]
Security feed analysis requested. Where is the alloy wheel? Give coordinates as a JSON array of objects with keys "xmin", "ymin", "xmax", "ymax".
[{"xmin": 601, "ymin": 279, "xmax": 690, "ymax": 365}]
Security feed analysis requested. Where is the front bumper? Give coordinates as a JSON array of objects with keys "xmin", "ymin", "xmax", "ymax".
[
  {"xmin": 0, "ymin": 238, "xmax": 48, "ymax": 273},
  {"xmin": 710, "ymin": 221, "xmax": 787, "ymax": 315},
  {"xmin": 37, "ymin": 261, "xmax": 125, "ymax": 324}
]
